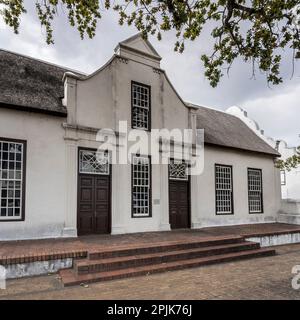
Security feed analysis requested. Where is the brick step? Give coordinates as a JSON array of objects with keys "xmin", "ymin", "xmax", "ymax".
[
  {"xmin": 60, "ymin": 247, "xmax": 276, "ymax": 286},
  {"xmin": 75, "ymin": 241, "xmax": 260, "ymax": 274},
  {"xmin": 88, "ymin": 235, "xmax": 245, "ymax": 260}
]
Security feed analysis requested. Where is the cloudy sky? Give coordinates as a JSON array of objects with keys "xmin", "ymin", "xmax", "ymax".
[{"xmin": 0, "ymin": 1, "xmax": 299, "ymax": 146}]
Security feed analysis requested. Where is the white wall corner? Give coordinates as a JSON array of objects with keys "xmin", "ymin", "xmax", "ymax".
[
  {"xmin": 63, "ymin": 75, "xmax": 78, "ymax": 125},
  {"xmin": 111, "ymin": 226, "xmax": 126, "ymax": 235},
  {"xmin": 61, "ymin": 227, "xmax": 77, "ymax": 238},
  {"xmin": 191, "ymin": 222, "xmax": 202, "ymax": 229},
  {"xmin": 158, "ymin": 223, "xmax": 171, "ymax": 231}
]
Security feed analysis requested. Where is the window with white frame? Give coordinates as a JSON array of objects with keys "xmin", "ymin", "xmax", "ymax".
[
  {"xmin": 0, "ymin": 140, "xmax": 25, "ymax": 220},
  {"xmin": 248, "ymin": 168, "xmax": 263, "ymax": 213},
  {"xmin": 79, "ymin": 150, "xmax": 109, "ymax": 175},
  {"xmin": 132, "ymin": 155, "xmax": 151, "ymax": 217},
  {"xmin": 132, "ymin": 82, "xmax": 150, "ymax": 130},
  {"xmin": 215, "ymin": 165, "xmax": 233, "ymax": 214},
  {"xmin": 169, "ymin": 159, "xmax": 188, "ymax": 181},
  {"xmin": 280, "ymin": 170, "xmax": 286, "ymax": 186}
]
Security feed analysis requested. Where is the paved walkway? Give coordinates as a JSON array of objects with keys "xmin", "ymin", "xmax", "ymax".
[{"xmin": 1, "ymin": 243, "xmax": 300, "ymax": 300}]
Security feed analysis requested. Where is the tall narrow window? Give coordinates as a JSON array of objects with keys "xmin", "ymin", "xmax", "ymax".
[
  {"xmin": 215, "ymin": 164, "xmax": 233, "ymax": 215},
  {"xmin": 132, "ymin": 155, "xmax": 151, "ymax": 217},
  {"xmin": 280, "ymin": 170, "xmax": 286, "ymax": 186},
  {"xmin": 0, "ymin": 139, "xmax": 26, "ymax": 221},
  {"xmin": 248, "ymin": 168, "xmax": 263, "ymax": 213},
  {"xmin": 132, "ymin": 82, "xmax": 151, "ymax": 130}
]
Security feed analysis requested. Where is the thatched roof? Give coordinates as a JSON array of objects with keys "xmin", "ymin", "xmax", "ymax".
[
  {"xmin": 193, "ymin": 105, "xmax": 280, "ymax": 157},
  {"xmin": 0, "ymin": 49, "xmax": 79, "ymax": 117}
]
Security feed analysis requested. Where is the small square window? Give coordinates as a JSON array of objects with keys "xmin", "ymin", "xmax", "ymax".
[
  {"xmin": 169, "ymin": 160, "xmax": 188, "ymax": 181},
  {"xmin": 79, "ymin": 150, "xmax": 110, "ymax": 175}
]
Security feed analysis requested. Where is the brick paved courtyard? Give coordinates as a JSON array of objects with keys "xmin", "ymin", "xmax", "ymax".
[{"xmin": 0, "ymin": 243, "xmax": 300, "ymax": 300}]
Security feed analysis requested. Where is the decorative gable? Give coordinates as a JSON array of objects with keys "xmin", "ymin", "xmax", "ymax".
[{"xmin": 114, "ymin": 33, "xmax": 161, "ymax": 67}]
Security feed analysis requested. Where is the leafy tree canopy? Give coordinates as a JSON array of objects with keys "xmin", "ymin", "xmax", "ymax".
[
  {"xmin": 276, "ymin": 146, "xmax": 300, "ymax": 171},
  {"xmin": 0, "ymin": 0, "xmax": 300, "ymax": 87}
]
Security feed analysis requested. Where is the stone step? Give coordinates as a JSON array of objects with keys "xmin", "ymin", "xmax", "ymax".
[
  {"xmin": 88, "ymin": 235, "xmax": 245, "ymax": 260},
  {"xmin": 75, "ymin": 241, "xmax": 259, "ymax": 274},
  {"xmin": 60, "ymin": 247, "xmax": 276, "ymax": 286}
]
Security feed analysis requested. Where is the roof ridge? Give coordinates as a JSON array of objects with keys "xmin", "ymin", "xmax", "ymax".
[
  {"xmin": 186, "ymin": 102, "xmax": 234, "ymax": 115},
  {"xmin": 195, "ymin": 105, "xmax": 281, "ymax": 157},
  {"xmin": 187, "ymin": 103, "xmax": 260, "ymax": 130},
  {"xmin": 0, "ymin": 48, "xmax": 86, "ymax": 76}
]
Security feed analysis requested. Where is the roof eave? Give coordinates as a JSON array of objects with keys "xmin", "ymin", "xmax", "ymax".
[
  {"xmin": 62, "ymin": 71, "xmax": 85, "ymax": 82},
  {"xmin": 204, "ymin": 142, "xmax": 281, "ymax": 158},
  {"xmin": 0, "ymin": 102, "xmax": 68, "ymax": 117}
]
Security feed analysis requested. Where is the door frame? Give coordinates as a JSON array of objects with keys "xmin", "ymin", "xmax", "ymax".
[
  {"xmin": 77, "ymin": 147, "xmax": 112, "ymax": 235},
  {"xmin": 168, "ymin": 158, "xmax": 191, "ymax": 229}
]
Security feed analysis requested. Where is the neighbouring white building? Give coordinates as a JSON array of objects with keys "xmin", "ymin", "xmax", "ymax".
[
  {"xmin": 0, "ymin": 34, "xmax": 282, "ymax": 241},
  {"xmin": 227, "ymin": 106, "xmax": 300, "ymax": 201}
]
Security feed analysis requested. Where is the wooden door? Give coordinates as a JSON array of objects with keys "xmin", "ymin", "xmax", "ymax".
[
  {"xmin": 168, "ymin": 160, "xmax": 190, "ymax": 229},
  {"xmin": 94, "ymin": 175, "xmax": 110, "ymax": 234},
  {"xmin": 169, "ymin": 180, "xmax": 190, "ymax": 229},
  {"xmin": 78, "ymin": 174, "xmax": 110, "ymax": 235}
]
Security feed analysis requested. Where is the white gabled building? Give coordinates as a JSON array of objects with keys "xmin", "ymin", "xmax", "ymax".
[
  {"xmin": 227, "ymin": 106, "xmax": 300, "ymax": 201},
  {"xmin": 0, "ymin": 34, "xmax": 282, "ymax": 241}
]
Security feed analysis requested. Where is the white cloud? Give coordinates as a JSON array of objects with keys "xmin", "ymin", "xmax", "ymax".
[
  {"xmin": 242, "ymin": 84, "xmax": 300, "ymax": 146},
  {"xmin": 0, "ymin": 11, "xmax": 59, "ymax": 65}
]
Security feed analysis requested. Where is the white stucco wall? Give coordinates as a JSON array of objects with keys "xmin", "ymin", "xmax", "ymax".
[
  {"xmin": 100, "ymin": 143, "xmax": 281, "ymax": 233},
  {"xmin": 277, "ymin": 141, "xmax": 300, "ymax": 200},
  {"xmin": 75, "ymin": 63, "xmax": 115, "ymax": 130},
  {"xmin": 0, "ymin": 109, "xmax": 67, "ymax": 240},
  {"xmin": 192, "ymin": 145, "xmax": 281, "ymax": 227},
  {"xmin": 110, "ymin": 161, "xmax": 170, "ymax": 234},
  {"xmin": 72, "ymin": 57, "xmax": 189, "ymax": 133}
]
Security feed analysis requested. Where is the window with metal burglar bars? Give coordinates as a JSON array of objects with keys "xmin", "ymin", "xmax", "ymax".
[
  {"xmin": 0, "ymin": 140, "xmax": 24, "ymax": 220},
  {"xmin": 132, "ymin": 82, "xmax": 150, "ymax": 130},
  {"xmin": 248, "ymin": 168, "xmax": 263, "ymax": 213},
  {"xmin": 132, "ymin": 156, "xmax": 151, "ymax": 217},
  {"xmin": 215, "ymin": 165, "xmax": 233, "ymax": 214}
]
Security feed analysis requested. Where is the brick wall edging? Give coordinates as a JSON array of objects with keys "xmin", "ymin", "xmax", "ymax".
[{"xmin": 0, "ymin": 250, "xmax": 87, "ymax": 266}]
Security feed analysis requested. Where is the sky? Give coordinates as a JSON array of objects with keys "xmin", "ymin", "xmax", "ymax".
[{"xmin": 0, "ymin": 1, "xmax": 299, "ymax": 146}]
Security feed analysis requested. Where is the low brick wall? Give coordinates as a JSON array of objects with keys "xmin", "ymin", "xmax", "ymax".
[
  {"xmin": 281, "ymin": 199, "xmax": 300, "ymax": 214},
  {"xmin": 5, "ymin": 258, "xmax": 73, "ymax": 279},
  {"xmin": 247, "ymin": 232, "xmax": 300, "ymax": 247},
  {"xmin": 0, "ymin": 250, "xmax": 87, "ymax": 280},
  {"xmin": 0, "ymin": 250, "xmax": 87, "ymax": 266}
]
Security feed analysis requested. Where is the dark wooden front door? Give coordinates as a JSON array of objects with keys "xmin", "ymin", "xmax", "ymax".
[
  {"xmin": 169, "ymin": 180, "xmax": 190, "ymax": 229},
  {"xmin": 78, "ymin": 174, "xmax": 110, "ymax": 235}
]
